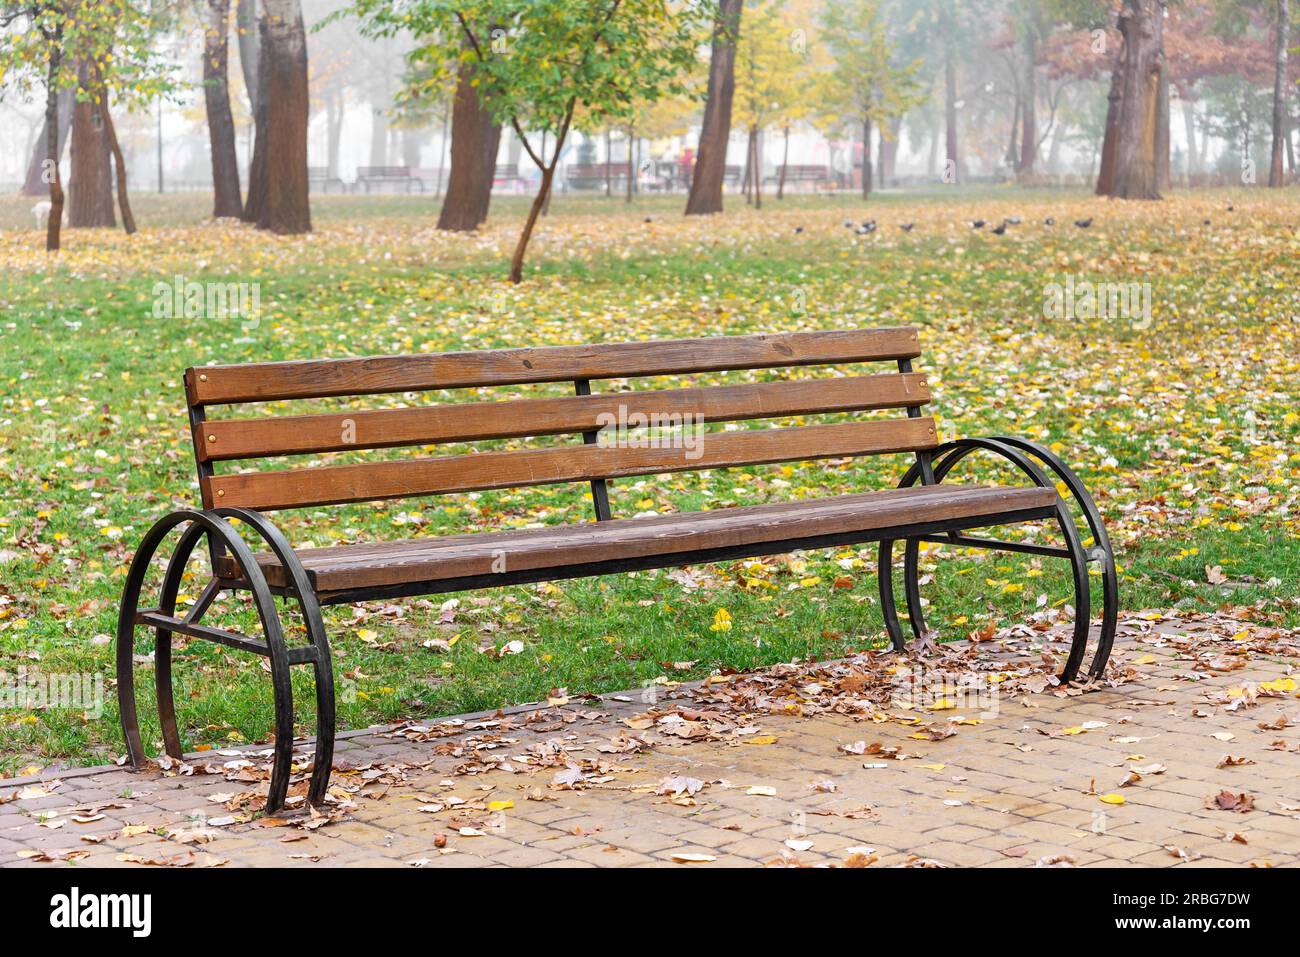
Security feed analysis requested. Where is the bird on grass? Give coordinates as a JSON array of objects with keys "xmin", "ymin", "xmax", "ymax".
[
  {"xmin": 1044, "ymin": 217, "xmax": 1055, "ymax": 226},
  {"xmin": 899, "ymin": 222, "xmax": 914, "ymax": 232},
  {"xmin": 794, "ymin": 226, "xmax": 804, "ymax": 234},
  {"xmin": 1006, "ymin": 216, "xmax": 1022, "ymax": 225},
  {"xmin": 991, "ymin": 221, "xmax": 1008, "ymax": 235},
  {"xmin": 1074, "ymin": 217, "xmax": 1092, "ymax": 228},
  {"xmin": 971, "ymin": 219, "xmax": 986, "ymax": 229}
]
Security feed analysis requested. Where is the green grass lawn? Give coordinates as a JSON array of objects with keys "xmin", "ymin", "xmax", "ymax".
[{"xmin": 1, "ymin": 185, "xmax": 1297, "ymax": 775}]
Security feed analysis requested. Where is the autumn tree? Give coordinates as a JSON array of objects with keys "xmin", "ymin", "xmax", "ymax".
[
  {"xmin": 732, "ymin": 0, "xmax": 808, "ymax": 209},
  {"xmin": 0, "ymin": 0, "xmax": 170, "ymax": 250},
  {"xmin": 348, "ymin": 0, "xmax": 704, "ymax": 282},
  {"xmin": 819, "ymin": 0, "xmax": 921, "ymax": 199}
]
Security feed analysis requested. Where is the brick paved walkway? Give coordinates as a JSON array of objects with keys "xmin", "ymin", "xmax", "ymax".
[{"xmin": 3, "ymin": 614, "xmax": 1298, "ymax": 868}]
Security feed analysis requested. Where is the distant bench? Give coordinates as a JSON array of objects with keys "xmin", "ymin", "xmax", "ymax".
[
  {"xmin": 494, "ymin": 163, "xmax": 527, "ymax": 191},
  {"xmin": 566, "ymin": 162, "xmax": 632, "ymax": 190},
  {"xmin": 307, "ymin": 166, "xmax": 345, "ymax": 194},
  {"xmin": 354, "ymin": 166, "xmax": 425, "ymax": 194},
  {"xmin": 766, "ymin": 164, "xmax": 832, "ymax": 188}
]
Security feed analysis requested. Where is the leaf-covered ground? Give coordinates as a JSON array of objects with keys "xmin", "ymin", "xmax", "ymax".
[{"xmin": 0, "ymin": 187, "xmax": 1297, "ymax": 775}]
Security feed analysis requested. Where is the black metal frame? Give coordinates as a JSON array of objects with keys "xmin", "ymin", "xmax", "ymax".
[
  {"xmin": 116, "ymin": 508, "xmax": 334, "ymax": 813},
  {"xmin": 117, "ymin": 366, "xmax": 1119, "ymax": 812},
  {"xmin": 877, "ymin": 435, "xmax": 1119, "ymax": 683}
]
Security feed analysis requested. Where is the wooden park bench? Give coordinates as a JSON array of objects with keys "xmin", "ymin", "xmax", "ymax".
[
  {"xmin": 354, "ymin": 166, "xmax": 425, "ymax": 194},
  {"xmin": 307, "ymin": 166, "xmax": 345, "ymax": 194},
  {"xmin": 115, "ymin": 327, "xmax": 1119, "ymax": 811},
  {"xmin": 565, "ymin": 161, "xmax": 632, "ymax": 190},
  {"xmin": 766, "ymin": 164, "xmax": 833, "ymax": 189}
]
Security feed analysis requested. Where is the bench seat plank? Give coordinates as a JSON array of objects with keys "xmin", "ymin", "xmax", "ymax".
[{"xmin": 218, "ymin": 484, "xmax": 1057, "ymax": 593}]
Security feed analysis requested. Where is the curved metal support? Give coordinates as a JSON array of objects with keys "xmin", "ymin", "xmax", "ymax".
[
  {"xmin": 213, "ymin": 507, "xmax": 336, "ymax": 807},
  {"xmin": 878, "ymin": 436, "xmax": 1118, "ymax": 682},
  {"xmin": 985, "ymin": 436, "xmax": 1119, "ymax": 676},
  {"xmin": 116, "ymin": 509, "xmax": 304, "ymax": 812}
]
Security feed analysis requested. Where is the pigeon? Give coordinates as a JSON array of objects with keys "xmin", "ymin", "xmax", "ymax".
[
  {"xmin": 1006, "ymin": 216, "xmax": 1022, "ymax": 225},
  {"xmin": 991, "ymin": 221, "xmax": 1008, "ymax": 235},
  {"xmin": 844, "ymin": 220, "xmax": 855, "ymax": 228},
  {"xmin": 899, "ymin": 223, "xmax": 914, "ymax": 232},
  {"xmin": 854, "ymin": 224, "xmax": 873, "ymax": 236},
  {"xmin": 1044, "ymin": 217, "xmax": 1055, "ymax": 226},
  {"xmin": 644, "ymin": 216, "xmax": 653, "ymax": 223},
  {"xmin": 794, "ymin": 226, "xmax": 803, "ymax": 234},
  {"xmin": 971, "ymin": 219, "xmax": 986, "ymax": 229},
  {"xmin": 1074, "ymin": 217, "xmax": 1092, "ymax": 228},
  {"xmin": 1227, "ymin": 204, "xmax": 1234, "ymax": 211},
  {"xmin": 1203, "ymin": 218, "xmax": 1211, "ymax": 225}
]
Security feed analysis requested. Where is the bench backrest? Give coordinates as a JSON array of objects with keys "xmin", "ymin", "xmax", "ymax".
[
  {"xmin": 356, "ymin": 166, "xmax": 411, "ymax": 178},
  {"xmin": 184, "ymin": 328, "xmax": 936, "ymax": 515}
]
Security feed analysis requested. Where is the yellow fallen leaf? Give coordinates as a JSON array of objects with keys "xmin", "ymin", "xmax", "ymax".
[
  {"xmin": 1099, "ymin": 793, "xmax": 1126, "ymax": 806},
  {"xmin": 744, "ymin": 735, "xmax": 778, "ymax": 745},
  {"xmin": 487, "ymin": 800, "xmax": 514, "ymax": 812},
  {"xmin": 918, "ymin": 763, "xmax": 946, "ymax": 772}
]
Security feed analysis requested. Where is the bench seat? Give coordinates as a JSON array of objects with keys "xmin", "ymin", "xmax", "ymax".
[{"xmin": 219, "ymin": 483, "xmax": 1056, "ymax": 597}]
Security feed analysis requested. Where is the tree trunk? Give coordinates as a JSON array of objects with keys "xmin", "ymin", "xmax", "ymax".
[
  {"xmin": 437, "ymin": 53, "xmax": 501, "ymax": 231},
  {"xmin": 742, "ymin": 127, "xmax": 753, "ymax": 203},
  {"xmin": 777, "ymin": 125, "xmax": 789, "ymax": 198},
  {"xmin": 861, "ymin": 115, "xmax": 872, "ymax": 199},
  {"xmin": 258, "ymin": 0, "xmax": 311, "ymax": 234},
  {"xmin": 204, "ymin": 0, "xmax": 243, "ymax": 218},
  {"xmin": 45, "ymin": 39, "xmax": 65, "ymax": 252},
  {"xmin": 326, "ymin": 91, "xmax": 344, "ymax": 180},
  {"xmin": 241, "ymin": 13, "xmax": 271, "ymax": 224},
  {"xmin": 1096, "ymin": 51, "xmax": 1123, "ymax": 195},
  {"xmin": 1269, "ymin": 0, "xmax": 1289, "ymax": 187},
  {"xmin": 1108, "ymin": 0, "xmax": 1163, "ymax": 200},
  {"xmin": 626, "ymin": 126, "xmax": 635, "ymax": 203},
  {"xmin": 22, "ymin": 89, "xmax": 72, "ymax": 196},
  {"xmin": 685, "ymin": 0, "xmax": 742, "ymax": 215},
  {"xmin": 91, "ymin": 65, "xmax": 136, "ymax": 235},
  {"xmin": 509, "ymin": 106, "xmax": 575, "ymax": 283},
  {"xmin": 752, "ymin": 128, "xmax": 762, "ymax": 209},
  {"xmin": 435, "ymin": 104, "xmax": 450, "ymax": 196},
  {"xmin": 1018, "ymin": 28, "xmax": 1037, "ymax": 178},
  {"xmin": 369, "ymin": 102, "xmax": 389, "ymax": 166},
  {"xmin": 880, "ymin": 118, "xmax": 900, "ymax": 185},
  {"xmin": 1182, "ymin": 98, "xmax": 1198, "ymax": 183},
  {"xmin": 402, "ymin": 128, "xmax": 423, "ymax": 168},
  {"xmin": 943, "ymin": 50, "xmax": 961, "ymax": 182},
  {"xmin": 605, "ymin": 129, "xmax": 613, "ymax": 196},
  {"xmin": 68, "ymin": 61, "xmax": 116, "ymax": 229},
  {"xmin": 236, "ymin": 0, "xmax": 261, "ymax": 116},
  {"xmin": 1156, "ymin": 54, "xmax": 1171, "ymax": 190}
]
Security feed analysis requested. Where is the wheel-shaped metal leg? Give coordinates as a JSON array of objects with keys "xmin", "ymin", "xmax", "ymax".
[
  {"xmin": 116, "ymin": 509, "xmax": 307, "ymax": 812},
  {"xmin": 882, "ymin": 437, "xmax": 1118, "ymax": 683}
]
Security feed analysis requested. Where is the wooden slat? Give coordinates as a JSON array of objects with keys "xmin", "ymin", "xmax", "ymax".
[
  {"xmin": 185, "ymin": 327, "xmax": 922, "ymax": 406},
  {"xmin": 216, "ymin": 484, "xmax": 1056, "ymax": 591},
  {"xmin": 196, "ymin": 373, "xmax": 931, "ymax": 461},
  {"xmin": 204, "ymin": 416, "xmax": 938, "ymax": 511}
]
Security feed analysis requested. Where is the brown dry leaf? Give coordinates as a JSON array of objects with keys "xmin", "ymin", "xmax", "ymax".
[
  {"xmin": 1216, "ymin": 755, "xmax": 1257, "ymax": 769},
  {"xmin": 842, "ymin": 852, "xmax": 878, "ymax": 867},
  {"xmin": 655, "ymin": 775, "xmax": 706, "ymax": 797},
  {"xmin": 1210, "ymin": 790, "xmax": 1255, "ymax": 813}
]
